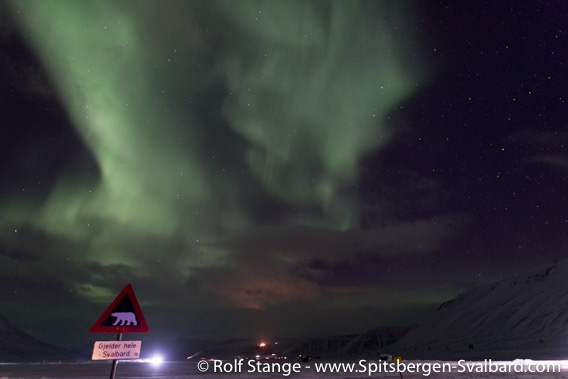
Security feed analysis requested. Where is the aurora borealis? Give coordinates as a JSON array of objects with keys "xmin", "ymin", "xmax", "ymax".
[{"xmin": 1, "ymin": 1, "xmax": 567, "ymax": 349}]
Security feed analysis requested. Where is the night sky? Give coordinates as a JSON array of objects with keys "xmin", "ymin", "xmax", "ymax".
[{"xmin": 1, "ymin": 1, "xmax": 567, "ymax": 350}]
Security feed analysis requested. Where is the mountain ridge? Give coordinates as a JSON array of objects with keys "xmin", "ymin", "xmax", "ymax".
[
  {"xmin": 0, "ymin": 313, "xmax": 80, "ymax": 362},
  {"xmin": 386, "ymin": 259, "xmax": 568, "ymax": 360}
]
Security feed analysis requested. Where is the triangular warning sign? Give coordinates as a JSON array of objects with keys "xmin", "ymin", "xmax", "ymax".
[{"xmin": 89, "ymin": 283, "xmax": 149, "ymax": 333}]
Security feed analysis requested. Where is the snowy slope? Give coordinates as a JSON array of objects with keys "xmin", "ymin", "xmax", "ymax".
[
  {"xmin": 0, "ymin": 313, "xmax": 79, "ymax": 362},
  {"xmin": 337, "ymin": 326, "xmax": 410, "ymax": 357},
  {"xmin": 283, "ymin": 327, "xmax": 410, "ymax": 358},
  {"xmin": 283, "ymin": 334, "xmax": 358, "ymax": 358},
  {"xmin": 386, "ymin": 259, "xmax": 568, "ymax": 360}
]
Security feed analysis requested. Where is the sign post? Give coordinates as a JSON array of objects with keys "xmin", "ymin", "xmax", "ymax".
[
  {"xmin": 90, "ymin": 284, "xmax": 149, "ymax": 379},
  {"xmin": 109, "ymin": 333, "xmax": 121, "ymax": 379}
]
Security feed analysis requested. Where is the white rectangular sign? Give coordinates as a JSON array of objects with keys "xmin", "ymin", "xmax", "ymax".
[{"xmin": 92, "ymin": 340, "xmax": 142, "ymax": 360}]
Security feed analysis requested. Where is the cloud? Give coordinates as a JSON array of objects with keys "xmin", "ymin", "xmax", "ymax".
[
  {"xmin": 527, "ymin": 154, "xmax": 568, "ymax": 171},
  {"xmin": 192, "ymin": 266, "xmax": 319, "ymax": 310},
  {"xmin": 511, "ymin": 129, "xmax": 568, "ymax": 171},
  {"xmin": 358, "ymin": 215, "xmax": 466, "ymax": 257},
  {"xmin": 188, "ymin": 216, "xmax": 464, "ymax": 308}
]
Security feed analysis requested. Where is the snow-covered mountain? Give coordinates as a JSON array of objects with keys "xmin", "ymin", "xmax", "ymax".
[
  {"xmin": 0, "ymin": 313, "xmax": 79, "ymax": 362},
  {"xmin": 283, "ymin": 327, "xmax": 410, "ymax": 358},
  {"xmin": 385, "ymin": 259, "xmax": 568, "ymax": 360},
  {"xmin": 338, "ymin": 326, "xmax": 411, "ymax": 357},
  {"xmin": 283, "ymin": 334, "xmax": 358, "ymax": 358}
]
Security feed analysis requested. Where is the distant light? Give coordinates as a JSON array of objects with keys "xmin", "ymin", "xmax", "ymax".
[
  {"xmin": 259, "ymin": 342, "xmax": 266, "ymax": 347},
  {"xmin": 149, "ymin": 355, "xmax": 163, "ymax": 367}
]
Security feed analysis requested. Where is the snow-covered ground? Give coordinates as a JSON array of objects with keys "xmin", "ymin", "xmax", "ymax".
[{"xmin": 2, "ymin": 359, "xmax": 568, "ymax": 378}]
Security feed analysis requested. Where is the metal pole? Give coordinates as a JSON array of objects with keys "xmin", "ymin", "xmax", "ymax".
[{"xmin": 109, "ymin": 333, "xmax": 123, "ymax": 379}]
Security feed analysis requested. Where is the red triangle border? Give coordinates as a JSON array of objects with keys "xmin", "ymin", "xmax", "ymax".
[{"xmin": 89, "ymin": 283, "xmax": 149, "ymax": 333}]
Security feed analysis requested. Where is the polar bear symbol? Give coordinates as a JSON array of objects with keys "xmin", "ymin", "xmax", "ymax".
[{"xmin": 111, "ymin": 312, "xmax": 138, "ymax": 326}]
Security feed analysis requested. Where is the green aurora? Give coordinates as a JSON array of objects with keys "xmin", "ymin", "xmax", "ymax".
[{"xmin": 2, "ymin": 0, "xmax": 441, "ymax": 345}]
